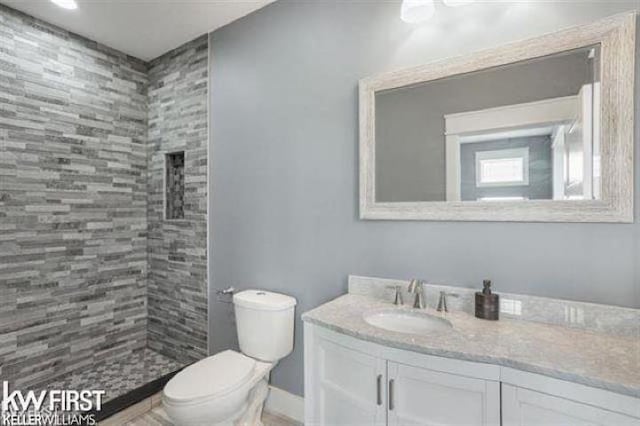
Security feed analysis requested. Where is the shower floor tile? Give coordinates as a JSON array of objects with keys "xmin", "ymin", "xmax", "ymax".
[{"xmin": 37, "ymin": 349, "xmax": 185, "ymax": 402}]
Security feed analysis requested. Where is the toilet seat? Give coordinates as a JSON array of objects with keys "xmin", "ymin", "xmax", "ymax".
[{"xmin": 164, "ymin": 350, "xmax": 257, "ymax": 405}]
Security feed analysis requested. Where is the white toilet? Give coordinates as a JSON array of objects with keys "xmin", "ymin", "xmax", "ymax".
[{"xmin": 162, "ymin": 290, "xmax": 296, "ymax": 426}]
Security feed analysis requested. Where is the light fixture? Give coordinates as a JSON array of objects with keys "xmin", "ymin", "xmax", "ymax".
[
  {"xmin": 400, "ymin": 0, "xmax": 435, "ymax": 24},
  {"xmin": 50, "ymin": 0, "xmax": 78, "ymax": 10},
  {"xmin": 442, "ymin": 0, "xmax": 476, "ymax": 7},
  {"xmin": 401, "ymin": 0, "xmax": 476, "ymax": 24}
]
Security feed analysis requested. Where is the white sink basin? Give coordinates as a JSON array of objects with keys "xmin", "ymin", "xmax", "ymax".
[{"xmin": 364, "ymin": 310, "xmax": 452, "ymax": 335}]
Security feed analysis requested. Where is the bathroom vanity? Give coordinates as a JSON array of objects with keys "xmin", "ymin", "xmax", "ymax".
[
  {"xmin": 327, "ymin": 13, "xmax": 640, "ymax": 422},
  {"xmin": 302, "ymin": 277, "xmax": 640, "ymax": 425}
]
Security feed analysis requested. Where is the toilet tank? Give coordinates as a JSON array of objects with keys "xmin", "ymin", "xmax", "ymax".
[{"xmin": 233, "ymin": 290, "xmax": 297, "ymax": 362}]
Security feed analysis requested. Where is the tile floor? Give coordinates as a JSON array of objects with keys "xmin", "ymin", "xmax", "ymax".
[
  {"xmin": 36, "ymin": 348, "xmax": 184, "ymax": 402},
  {"xmin": 126, "ymin": 405, "xmax": 301, "ymax": 426}
]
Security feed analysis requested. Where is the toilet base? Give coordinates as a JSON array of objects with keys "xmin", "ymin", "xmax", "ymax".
[
  {"xmin": 163, "ymin": 376, "xmax": 272, "ymax": 426},
  {"xmin": 162, "ymin": 352, "xmax": 276, "ymax": 426},
  {"xmin": 234, "ymin": 379, "xmax": 269, "ymax": 426}
]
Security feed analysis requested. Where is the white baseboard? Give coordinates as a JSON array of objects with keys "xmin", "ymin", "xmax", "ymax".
[{"xmin": 265, "ymin": 385, "xmax": 304, "ymax": 423}]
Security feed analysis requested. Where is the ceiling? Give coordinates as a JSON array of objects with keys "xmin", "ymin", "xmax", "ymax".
[{"xmin": 0, "ymin": 0, "xmax": 277, "ymax": 61}]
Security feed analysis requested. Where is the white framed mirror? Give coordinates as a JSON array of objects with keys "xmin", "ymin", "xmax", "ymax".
[{"xmin": 359, "ymin": 12, "xmax": 635, "ymax": 222}]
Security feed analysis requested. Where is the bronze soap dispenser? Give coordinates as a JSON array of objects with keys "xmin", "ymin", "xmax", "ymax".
[{"xmin": 475, "ymin": 279, "xmax": 499, "ymax": 320}]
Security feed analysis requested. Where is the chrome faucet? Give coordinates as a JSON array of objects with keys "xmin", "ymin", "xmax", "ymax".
[{"xmin": 407, "ymin": 279, "xmax": 425, "ymax": 309}]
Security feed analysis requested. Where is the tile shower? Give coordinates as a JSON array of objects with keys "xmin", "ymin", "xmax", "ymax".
[{"xmin": 0, "ymin": 3, "xmax": 208, "ymax": 406}]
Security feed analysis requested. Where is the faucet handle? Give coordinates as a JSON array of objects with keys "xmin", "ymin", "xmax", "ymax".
[
  {"xmin": 386, "ymin": 285, "xmax": 404, "ymax": 305},
  {"xmin": 436, "ymin": 291, "xmax": 459, "ymax": 312},
  {"xmin": 413, "ymin": 291, "xmax": 425, "ymax": 309},
  {"xmin": 407, "ymin": 279, "xmax": 425, "ymax": 293}
]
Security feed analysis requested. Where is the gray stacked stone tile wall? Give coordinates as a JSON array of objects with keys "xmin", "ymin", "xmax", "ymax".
[
  {"xmin": 0, "ymin": 4, "xmax": 149, "ymax": 389},
  {"xmin": 0, "ymin": 4, "xmax": 209, "ymax": 388},
  {"xmin": 147, "ymin": 35, "xmax": 209, "ymax": 364}
]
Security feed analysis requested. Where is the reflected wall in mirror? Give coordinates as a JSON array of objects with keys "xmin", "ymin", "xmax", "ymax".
[
  {"xmin": 360, "ymin": 13, "xmax": 634, "ymax": 222},
  {"xmin": 376, "ymin": 47, "xmax": 600, "ymax": 203}
]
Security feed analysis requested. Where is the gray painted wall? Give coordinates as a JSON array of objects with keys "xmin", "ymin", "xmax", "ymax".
[
  {"xmin": 209, "ymin": 1, "xmax": 640, "ymax": 397},
  {"xmin": 460, "ymin": 136, "xmax": 552, "ymax": 201},
  {"xmin": 375, "ymin": 49, "xmax": 592, "ymax": 202}
]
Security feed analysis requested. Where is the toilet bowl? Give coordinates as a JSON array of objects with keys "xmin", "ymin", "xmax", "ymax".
[
  {"xmin": 163, "ymin": 290, "xmax": 296, "ymax": 426},
  {"xmin": 163, "ymin": 350, "xmax": 273, "ymax": 425}
]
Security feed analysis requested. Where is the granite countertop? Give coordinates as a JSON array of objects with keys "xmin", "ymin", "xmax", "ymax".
[{"xmin": 302, "ymin": 294, "xmax": 640, "ymax": 398}]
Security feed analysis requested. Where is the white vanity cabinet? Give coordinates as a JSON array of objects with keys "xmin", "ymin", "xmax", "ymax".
[
  {"xmin": 307, "ymin": 332, "xmax": 386, "ymax": 425},
  {"xmin": 304, "ymin": 323, "xmax": 501, "ymax": 426},
  {"xmin": 387, "ymin": 361, "xmax": 500, "ymax": 426},
  {"xmin": 501, "ymin": 369, "xmax": 640, "ymax": 426},
  {"xmin": 304, "ymin": 323, "xmax": 640, "ymax": 426},
  {"xmin": 502, "ymin": 385, "xmax": 639, "ymax": 425}
]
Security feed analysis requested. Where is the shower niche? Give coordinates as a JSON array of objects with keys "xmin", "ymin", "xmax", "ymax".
[{"xmin": 165, "ymin": 151, "xmax": 185, "ymax": 220}]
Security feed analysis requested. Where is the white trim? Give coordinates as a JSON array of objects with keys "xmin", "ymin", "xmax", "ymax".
[
  {"xmin": 459, "ymin": 126, "xmax": 554, "ymax": 144},
  {"xmin": 552, "ymin": 125, "xmax": 567, "ymax": 200},
  {"xmin": 445, "ymin": 134, "xmax": 462, "ymax": 201},
  {"xmin": 265, "ymin": 385, "xmax": 305, "ymax": 423},
  {"xmin": 444, "ymin": 95, "xmax": 578, "ymax": 136},
  {"xmin": 304, "ymin": 322, "xmax": 316, "ymax": 425}
]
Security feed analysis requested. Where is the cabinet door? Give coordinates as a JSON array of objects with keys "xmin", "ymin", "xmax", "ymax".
[
  {"xmin": 387, "ymin": 361, "xmax": 500, "ymax": 426},
  {"xmin": 306, "ymin": 333, "xmax": 386, "ymax": 426},
  {"xmin": 502, "ymin": 384, "xmax": 640, "ymax": 426}
]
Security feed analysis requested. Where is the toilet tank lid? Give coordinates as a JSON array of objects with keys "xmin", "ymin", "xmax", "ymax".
[{"xmin": 233, "ymin": 290, "xmax": 297, "ymax": 311}]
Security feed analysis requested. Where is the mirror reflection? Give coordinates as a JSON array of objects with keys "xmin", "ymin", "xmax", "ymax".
[{"xmin": 375, "ymin": 46, "xmax": 601, "ymax": 203}]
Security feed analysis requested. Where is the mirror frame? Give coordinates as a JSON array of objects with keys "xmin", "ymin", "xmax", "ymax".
[{"xmin": 359, "ymin": 12, "xmax": 635, "ymax": 222}]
